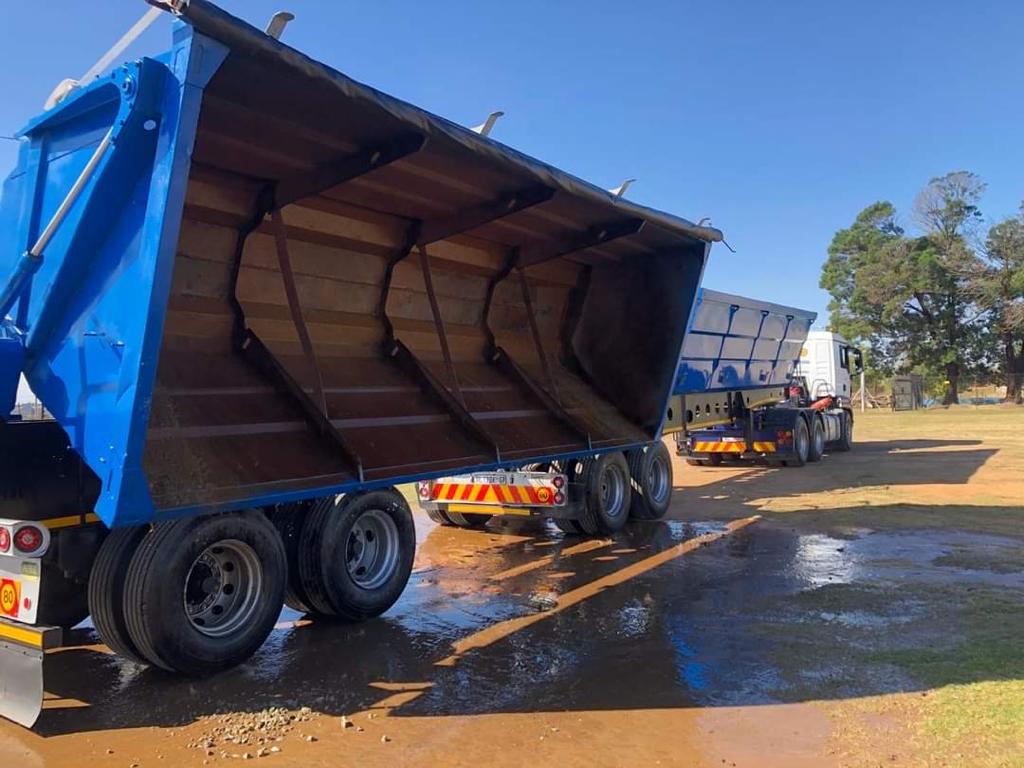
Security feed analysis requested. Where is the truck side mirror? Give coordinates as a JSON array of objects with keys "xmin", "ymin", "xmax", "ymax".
[{"xmin": 850, "ymin": 348, "xmax": 864, "ymax": 375}]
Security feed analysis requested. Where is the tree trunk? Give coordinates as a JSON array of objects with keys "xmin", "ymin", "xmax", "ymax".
[
  {"xmin": 1006, "ymin": 336, "xmax": 1023, "ymax": 405},
  {"xmin": 942, "ymin": 362, "xmax": 959, "ymax": 405},
  {"xmin": 1008, "ymin": 372, "xmax": 1023, "ymax": 405}
]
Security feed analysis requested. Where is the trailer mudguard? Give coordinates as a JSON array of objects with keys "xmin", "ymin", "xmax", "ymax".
[{"xmin": 0, "ymin": 2, "xmax": 719, "ymax": 527}]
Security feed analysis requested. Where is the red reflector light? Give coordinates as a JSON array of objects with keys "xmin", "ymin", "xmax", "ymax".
[
  {"xmin": 554, "ymin": 491, "xmax": 565, "ymax": 505},
  {"xmin": 13, "ymin": 525, "xmax": 43, "ymax": 554},
  {"xmin": 417, "ymin": 482, "xmax": 433, "ymax": 500},
  {"xmin": 0, "ymin": 527, "xmax": 9, "ymax": 553},
  {"xmin": 552, "ymin": 475, "xmax": 565, "ymax": 489}
]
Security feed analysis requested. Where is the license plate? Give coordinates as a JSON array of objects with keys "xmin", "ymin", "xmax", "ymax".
[
  {"xmin": 0, "ymin": 558, "xmax": 40, "ymax": 625},
  {"xmin": 471, "ymin": 473, "xmax": 520, "ymax": 485}
]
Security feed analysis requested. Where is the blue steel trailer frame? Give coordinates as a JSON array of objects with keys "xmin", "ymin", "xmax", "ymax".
[{"xmin": 0, "ymin": 28, "xmax": 228, "ymax": 528}]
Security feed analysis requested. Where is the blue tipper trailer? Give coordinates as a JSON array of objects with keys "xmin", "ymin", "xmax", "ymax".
[
  {"xmin": 663, "ymin": 288, "xmax": 857, "ymax": 466},
  {"xmin": 0, "ymin": 0, "xmax": 722, "ymax": 726}
]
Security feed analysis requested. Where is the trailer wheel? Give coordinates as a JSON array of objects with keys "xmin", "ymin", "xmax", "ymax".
[
  {"xmin": 628, "ymin": 441, "xmax": 673, "ymax": 520},
  {"xmin": 685, "ymin": 457, "xmax": 707, "ymax": 467},
  {"xmin": 834, "ymin": 411, "xmax": 853, "ymax": 452},
  {"xmin": 577, "ymin": 453, "xmax": 631, "ymax": 535},
  {"xmin": 424, "ymin": 506, "xmax": 451, "ymax": 525},
  {"xmin": 88, "ymin": 526, "xmax": 149, "ymax": 664},
  {"xmin": 300, "ymin": 490, "xmax": 415, "ymax": 622},
  {"xmin": 807, "ymin": 416, "xmax": 825, "ymax": 463},
  {"xmin": 783, "ymin": 418, "xmax": 810, "ymax": 467},
  {"xmin": 553, "ymin": 517, "xmax": 585, "ymax": 535},
  {"xmin": 443, "ymin": 509, "xmax": 492, "ymax": 529},
  {"xmin": 123, "ymin": 511, "xmax": 286, "ymax": 675},
  {"xmin": 296, "ymin": 496, "xmax": 345, "ymax": 616},
  {"xmin": 266, "ymin": 502, "xmax": 317, "ymax": 614}
]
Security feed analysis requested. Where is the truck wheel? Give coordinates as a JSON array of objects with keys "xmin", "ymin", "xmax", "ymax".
[
  {"xmin": 628, "ymin": 441, "xmax": 673, "ymax": 520},
  {"xmin": 685, "ymin": 457, "xmax": 707, "ymax": 467},
  {"xmin": 299, "ymin": 490, "xmax": 415, "ymax": 622},
  {"xmin": 88, "ymin": 526, "xmax": 149, "ymax": 663},
  {"xmin": 578, "ymin": 453, "xmax": 631, "ymax": 535},
  {"xmin": 807, "ymin": 416, "xmax": 825, "ymax": 462},
  {"xmin": 123, "ymin": 511, "xmax": 286, "ymax": 675},
  {"xmin": 834, "ymin": 412, "xmax": 853, "ymax": 451},
  {"xmin": 783, "ymin": 418, "xmax": 810, "ymax": 467},
  {"xmin": 266, "ymin": 502, "xmax": 317, "ymax": 614},
  {"xmin": 553, "ymin": 517, "xmax": 585, "ymax": 535}
]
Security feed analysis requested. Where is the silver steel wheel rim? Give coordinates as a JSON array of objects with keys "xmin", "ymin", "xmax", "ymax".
[
  {"xmin": 796, "ymin": 424, "xmax": 809, "ymax": 461},
  {"xmin": 184, "ymin": 539, "xmax": 263, "ymax": 638},
  {"xmin": 346, "ymin": 509, "xmax": 400, "ymax": 589},
  {"xmin": 814, "ymin": 423, "xmax": 825, "ymax": 454},
  {"xmin": 600, "ymin": 462, "xmax": 627, "ymax": 519},
  {"xmin": 646, "ymin": 454, "xmax": 670, "ymax": 504}
]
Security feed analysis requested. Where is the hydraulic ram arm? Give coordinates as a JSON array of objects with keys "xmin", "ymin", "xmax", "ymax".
[{"xmin": 0, "ymin": 128, "xmax": 114, "ymax": 321}]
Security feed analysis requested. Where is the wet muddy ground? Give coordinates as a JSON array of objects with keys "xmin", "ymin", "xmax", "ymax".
[{"xmin": 2, "ymin": 407, "xmax": 1023, "ymax": 767}]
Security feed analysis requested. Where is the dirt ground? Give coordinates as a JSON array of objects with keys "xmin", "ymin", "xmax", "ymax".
[{"xmin": 2, "ymin": 406, "xmax": 1023, "ymax": 767}]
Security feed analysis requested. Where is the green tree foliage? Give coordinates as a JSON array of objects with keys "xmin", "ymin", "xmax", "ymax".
[
  {"xmin": 821, "ymin": 172, "xmax": 993, "ymax": 405},
  {"xmin": 968, "ymin": 206, "xmax": 1024, "ymax": 403}
]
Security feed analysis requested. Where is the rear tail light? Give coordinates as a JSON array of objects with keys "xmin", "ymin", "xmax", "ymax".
[
  {"xmin": 554, "ymin": 491, "xmax": 565, "ymax": 505},
  {"xmin": 552, "ymin": 475, "xmax": 565, "ymax": 489},
  {"xmin": 13, "ymin": 524, "xmax": 46, "ymax": 556},
  {"xmin": 0, "ymin": 527, "xmax": 10, "ymax": 553},
  {"xmin": 416, "ymin": 481, "xmax": 432, "ymax": 501}
]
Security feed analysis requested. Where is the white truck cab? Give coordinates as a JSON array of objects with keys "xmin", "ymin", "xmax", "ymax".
[{"xmin": 796, "ymin": 330, "xmax": 863, "ymax": 401}]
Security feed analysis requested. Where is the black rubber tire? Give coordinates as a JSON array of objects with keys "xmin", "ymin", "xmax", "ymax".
[
  {"xmin": 424, "ymin": 506, "xmax": 451, "ymax": 525},
  {"xmin": 553, "ymin": 517, "xmax": 586, "ymax": 535},
  {"xmin": 300, "ymin": 490, "xmax": 416, "ymax": 622},
  {"xmin": 834, "ymin": 411, "xmax": 853, "ymax": 452},
  {"xmin": 87, "ymin": 526, "xmax": 149, "ymax": 663},
  {"xmin": 685, "ymin": 457, "xmax": 707, "ymax": 467},
  {"xmin": 123, "ymin": 511, "xmax": 286, "ymax": 675},
  {"xmin": 628, "ymin": 441, "xmax": 673, "ymax": 521},
  {"xmin": 297, "ymin": 496, "xmax": 346, "ymax": 617},
  {"xmin": 783, "ymin": 418, "xmax": 810, "ymax": 467},
  {"xmin": 707, "ymin": 453, "xmax": 724, "ymax": 466},
  {"xmin": 266, "ymin": 502, "xmax": 316, "ymax": 614},
  {"xmin": 807, "ymin": 416, "xmax": 825, "ymax": 463},
  {"xmin": 34, "ymin": 559, "xmax": 90, "ymax": 630},
  {"xmin": 443, "ymin": 509, "xmax": 492, "ymax": 529},
  {"xmin": 577, "ymin": 453, "xmax": 631, "ymax": 535}
]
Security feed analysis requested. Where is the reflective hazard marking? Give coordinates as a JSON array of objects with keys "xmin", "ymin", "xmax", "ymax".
[
  {"xmin": 432, "ymin": 481, "xmax": 557, "ymax": 506},
  {"xmin": 692, "ymin": 441, "xmax": 776, "ymax": 454}
]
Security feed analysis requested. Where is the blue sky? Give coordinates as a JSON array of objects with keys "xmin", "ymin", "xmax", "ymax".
[{"xmin": 2, "ymin": 1, "xmax": 1023, "ymax": 399}]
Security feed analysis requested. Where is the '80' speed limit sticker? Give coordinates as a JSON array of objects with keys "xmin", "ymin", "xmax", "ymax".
[{"xmin": 0, "ymin": 578, "xmax": 19, "ymax": 618}]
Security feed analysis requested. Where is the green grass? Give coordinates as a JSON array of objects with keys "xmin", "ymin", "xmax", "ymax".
[
  {"xmin": 783, "ymin": 504, "xmax": 1024, "ymax": 540},
  {"xmin": 934, "ymin": 546, "xmax": 1024, "ymax": 574},
  {"xmin": 868, "ymin": 591, "xmax": 1024, "ymax": 762}
]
